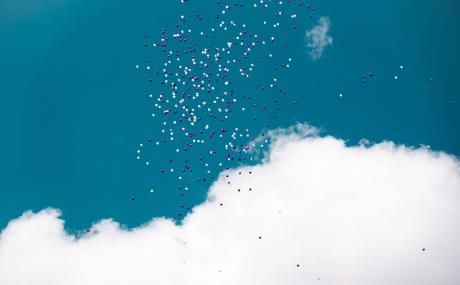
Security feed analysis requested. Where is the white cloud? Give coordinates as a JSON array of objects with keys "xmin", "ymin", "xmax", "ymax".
[
  {"xmin": 1, "ymin": 125, "xmax": 460, "ymax": 285},
  {"xmin": 305, "ymin": 17, "xmax": 333, "ymax": 60}
]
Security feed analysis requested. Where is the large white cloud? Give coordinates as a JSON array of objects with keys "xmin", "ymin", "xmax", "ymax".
[
  {"xmin": 305, "ymin": 17, "xmax": 333, "ymax": 60},
  {"xmin": 1, "ymin": 125, "xmax": 460, "ymax": 285}
]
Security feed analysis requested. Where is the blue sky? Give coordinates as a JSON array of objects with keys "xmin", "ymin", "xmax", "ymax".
[
  {"xmin": 0, "ymin": 0, "xmax": 459, "ymax": 232},
  {"xmin": 1, "ymin": 1, "xmax": 460, "ymax": 284}
]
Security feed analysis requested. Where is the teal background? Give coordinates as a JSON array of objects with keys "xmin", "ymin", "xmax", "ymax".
[{"xmin": 0, "ymin": 0, "xmax": 459, "ymax": 230}]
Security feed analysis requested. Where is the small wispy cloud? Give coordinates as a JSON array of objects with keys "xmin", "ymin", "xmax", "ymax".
[{"xmin": 305, "ymin": 17, "xmax": 333, "ymax": 60}]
